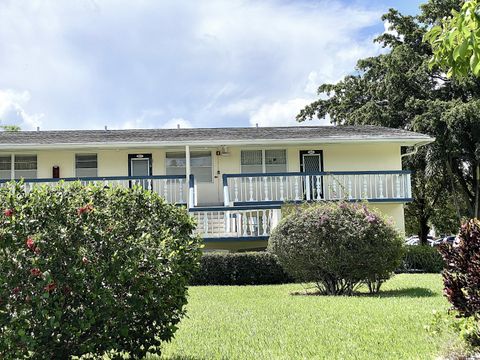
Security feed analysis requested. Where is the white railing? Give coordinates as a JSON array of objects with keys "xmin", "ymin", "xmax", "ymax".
[
  {"xmin": 223, "ymin": 171, "xmax": 412, "ymax": 204},
  {"xmin": 190, "ymin": 206, "xmax": 281, "ymax": 239},
  {"xmin": 0, "ymin": 175, "xmax": 189, "ymax": 204}
]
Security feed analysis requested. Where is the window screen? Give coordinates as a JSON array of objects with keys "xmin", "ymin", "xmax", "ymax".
[
  {"xmin": 265, "ymin": 150, "xmax": 287, "ymax": 173},
  {"xmin": 75, "ymin": 154, "xmax": 98, "ymax": 177},
  {"xmin": 191, "ymin": 151, "xmax": 212, "ymax": 182},
  {"xmin": 0, "ymin": 155, "xmax": 11, "ymax": 180},
  {"xmin": 166, "ymin": 151, "xmax": 212, "ymax": 182},
  {"xmin": 14, "ymin": 155, "xmax": 37, "ymax": 179},
  {"xmin": 166, "ymin": 152, "xmax": 186, "ymax": 176},
  {"xmin": 241, "ymin": 150, "xmax": 263, "ymax": 173}
]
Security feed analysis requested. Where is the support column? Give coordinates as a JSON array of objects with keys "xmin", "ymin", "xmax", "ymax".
[{"xmin": 185, "ymin": 145, "xmax": 191, "ymax": 181}]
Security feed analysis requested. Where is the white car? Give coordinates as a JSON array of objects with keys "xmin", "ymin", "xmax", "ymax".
[{"xmin": 405, "ymin": 235, "xmax": 436, "ymax": 246}]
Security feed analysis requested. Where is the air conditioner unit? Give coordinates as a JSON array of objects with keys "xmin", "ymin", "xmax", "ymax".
[{"xmin": 219, "ymin": 146, "xmax": 230, "ymax": 156}]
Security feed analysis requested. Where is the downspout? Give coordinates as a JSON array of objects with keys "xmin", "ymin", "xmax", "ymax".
[{"xmin": 400, "ymin": 144, "xmax": 420, "ymax": 159}]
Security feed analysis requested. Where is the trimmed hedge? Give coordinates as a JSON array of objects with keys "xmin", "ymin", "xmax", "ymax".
[
  {"xmin": 191, "ymin": 252, "xmax": 293, "ymax": 285},
  {"xmin": 269, "ymin": 202, "xmax": 403, "ymax": 295},
  {"xmin": 192, "ymin": 246, "xmax": 445, "ymax": 287},
  {"xmin": 399, "ymin": 245, "xmax": 445, "ymax": 273}
]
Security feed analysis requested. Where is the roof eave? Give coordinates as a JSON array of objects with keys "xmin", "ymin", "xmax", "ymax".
[{"xmin": 0, "ymin": 136, "xmax": 435, "ymax": 150}]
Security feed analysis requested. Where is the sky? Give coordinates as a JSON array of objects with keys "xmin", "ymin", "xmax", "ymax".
[{"xmin": 0, "ymin": 0, "xmax": 425, "ymax": 130}]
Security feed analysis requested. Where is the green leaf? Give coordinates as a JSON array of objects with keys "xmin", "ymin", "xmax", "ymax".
[{"xmin": 470, "ymin": 51, "xmax": 479, "ymax": 74}]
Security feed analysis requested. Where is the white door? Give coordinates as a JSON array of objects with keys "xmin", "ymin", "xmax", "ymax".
[{"xmin": 129, "ymin": 154, "xmax": 152, "ymax": 189}]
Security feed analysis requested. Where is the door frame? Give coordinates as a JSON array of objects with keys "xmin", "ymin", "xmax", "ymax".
[
  {"xmin": 299, "ymin": 150, "xmax": 324, "ymax": 200},
  {"xmin": 128, "ymin": 153, "xmax": 152, "ymax": 177},
  {"xmin": 299, "ymin": 150, "xmax": 323, "ymax": 173}
]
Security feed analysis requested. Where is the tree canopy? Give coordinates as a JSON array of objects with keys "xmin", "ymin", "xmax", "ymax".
[
  {"xmin": 425, "ymin": 0, "xmax": 480, "ymax": 77},
  {"xmin": 298, "ymin": 0, "xmax": 480, "ymax": 240}
]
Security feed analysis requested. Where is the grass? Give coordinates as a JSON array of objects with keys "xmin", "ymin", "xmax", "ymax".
[{"xmin": 154, "ymin": 274, "xmax": 451, "ymax": 360}]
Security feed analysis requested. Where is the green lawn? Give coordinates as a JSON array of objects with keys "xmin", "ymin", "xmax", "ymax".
[{"xmin": 155, "ymin": 274, "xmax": 451, "ymax": 360}]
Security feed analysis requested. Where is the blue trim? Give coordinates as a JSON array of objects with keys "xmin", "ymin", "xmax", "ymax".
[
  {"xmin": 0, "ymin": 174, "xmax": 187, "ymax": 184},
  {"xmin": 353, "ymin": 198, "xmax": 414, "ymax": 203},
  {"xmin": 233, "ymin": 198, "xmax": 414, "ymax": 206},
  {"xmin": 189, "ymin": 204, "xmax": 282, "ymax": 212},
  {"xmin": 222, "ymin": 173, "xmax": 228, "ymax": 187},
  {"xmin": 233, "ymin": 200, "xmax": 285, "ymax": 206},
  {"xmin": 189, "ymin": 174, "xmax": 195, "ymax": 189},
  {"xmin": 223, "ymin": 170, "xmax": 412, "ymax": 178},
  {"xmin": 203, "ymin": 236, "xmax": 269, "ymax": 243}
]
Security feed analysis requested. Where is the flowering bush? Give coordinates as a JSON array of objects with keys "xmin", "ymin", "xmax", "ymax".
[
  {"xmin": 0, "ymin": 182, "xmax": 201, "ymax": 359},
  {"xmin": 439, "ymin": 218, "xmax": 480, "ymax": 346},
  {"xmin": 268, "ymin": 202, "xmax": 403, "ymax": 295}
]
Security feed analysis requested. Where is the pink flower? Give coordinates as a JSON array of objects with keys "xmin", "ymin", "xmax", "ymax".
[
  {"xmin": 77, "ymin": 204, "xmax": 94, "ymax": 216},
  {"xmin": 30, "ymin": 268, "xmax": 42, "ymax": 277},
  {"xmin": 3, "ymin": 208, "xmax": 13, "ymax": 217},
  {"xmin": 82, "ymin": 256, "xmax": 89, "ymax": 265},
  {"xmin": 26, "ymin": 237, "xmax": 35, "ymax": 250},
  {"xmin": 44, "ymin": 282, "xmax": 56, "ymax": 292},
  {"xmin": 12, "ymin": 287, "xmax": 20, "ymax": 295}
]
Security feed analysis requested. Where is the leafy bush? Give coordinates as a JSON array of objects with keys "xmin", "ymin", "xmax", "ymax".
[
  {"xmin": 191, "ymin": 251, "xmax": 292, "ymax": 285},
  {"xmin": 0, "ymin": 182, "xmax": 201, "ymax": 359},
  {"xmin": 268, "ymin": 202, "xmax": 403, "ymax": 295},
  {"xmin": 439, "ymin": 218, "xmax": 480, "ymax": 346},
  {"xmin": 400, "ymin": 245, "xmax": 444, "ymax": 273}
]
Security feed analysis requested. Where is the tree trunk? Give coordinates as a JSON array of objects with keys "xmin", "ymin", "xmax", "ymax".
[
  {"xmin": 475, "ymin": 163, "xmax": 479, "ymax": 219},
  {"xmin": 419, "ymin": 217, "xmax": 430, "ymax": 245}
]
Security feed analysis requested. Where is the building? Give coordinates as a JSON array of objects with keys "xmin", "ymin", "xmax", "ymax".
[{"xmin": 0, "ymin": 125, "xmax": 434, "ymax": 250}]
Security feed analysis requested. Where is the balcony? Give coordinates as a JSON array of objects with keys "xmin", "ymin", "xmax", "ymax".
[
  {"xmin": 0, "ymin": 170, "xmax": 413, "ymax": 242},
  {"xmin": 223, "ymin": 171, "xmax": 412, "ymax": 205},
  {"xmin": 0, "ymin": 175, "xmax": 190, "ymax": 205}
]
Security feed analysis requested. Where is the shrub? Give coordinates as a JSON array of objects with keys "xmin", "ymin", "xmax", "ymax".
[
  {"xmin": 268, "ymin": 202, "xmax": 403, "ymax": 295},
  {"xmin": 400, "ymin": 245, "xmax": 445, "ymax": 273},
  {"xmin": 191, "ymin": 251, "xmax": 292, "ymax": 285},
  {"xmin": 439, "ymin": 219, "xmax": 480, "ymax": 346},
  {"xmin": 0, "ymin": 182, "xmax": 202, "ymax": 359}
]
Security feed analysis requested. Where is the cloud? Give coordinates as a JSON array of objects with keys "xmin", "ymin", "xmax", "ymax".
[
  {"xmin": 250, "ymin": 98, "xmax": 330, "ymax": 127},
  {"xmin": 161, "ymin": 118, "xmax": 193, "ymax": 129},
  {"xmin": 0, "ymin": 0, "xmax": 385, "ymax": 130},
  {"xmin": 0, "ymin": 90, "xmax": 43, "ymax": 130}
]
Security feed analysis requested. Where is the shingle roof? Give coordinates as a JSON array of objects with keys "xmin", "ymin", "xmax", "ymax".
[{"xmin": 0, "ymin": 125, "xmax": 434, "ymax": 148}]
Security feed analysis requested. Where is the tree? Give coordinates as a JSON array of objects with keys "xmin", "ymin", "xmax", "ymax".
[
  {"xmin": 298, "ymin": 1, "xmax": 480, "ymax": 243},
  {"xmin": 425, "ymin": 0, "xmax": 480, "ymax": 77},
  {"xmin": 0, "ymin": 125, "xmax": 20, "ymax": 131}
]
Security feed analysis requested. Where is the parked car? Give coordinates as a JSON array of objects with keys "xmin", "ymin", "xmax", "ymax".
[
  {"xmin": 433, "ymin": 235, "xmax": 459, "ymax": 246},
  {"xmin": 404, "ymin": 235, "xmax": 436, "ymax": 246}
]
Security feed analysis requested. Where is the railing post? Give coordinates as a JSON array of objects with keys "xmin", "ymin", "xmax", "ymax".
[
  {"xmin": 222, "ymin": 174, "xmax": 231, "ymax": 233},
  {"xmin": 406, "ymin": 173, "xmax": 412, "ymax": 198},
  {"xmin": 294, "ymin": 176, "xmax": 300, "ymax": 201},
  {"xmin": 305, "ymin": 175, "xmax": 311, "ymax": 201},
  {"xmin": 223, "ymin": 174, "xmax": 230, "ymax": 206},
  {"xmin": 188, "ymin": 174, "xmax": 195, "ymax": 208},
  {"xmin": 396, "ymin": 174, "xmax": 401, "ymax": 198},
  {"xmin": 378, "ymin": 174, "xmax": 384, "ymax": 198},
  {"xmin": 263, "ymin": 176, "xmax": 269, "ymax": 201}
]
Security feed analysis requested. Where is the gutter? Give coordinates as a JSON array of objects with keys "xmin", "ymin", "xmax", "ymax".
[
  {"xmin": 400, "ymin": 137, "xmax": 435, "ymax": 158},
  {"xmin": 0, "ymin": 137, "xmax": 435, "ymax": 151}
]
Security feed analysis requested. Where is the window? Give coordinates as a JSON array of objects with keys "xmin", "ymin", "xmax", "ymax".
[
  {"xmin": 166, "ymin": 151, "xmax": 212, "ymax": 182},
  {"xmin": 241, "ymin": 149, "xmax": 287, "ymax": 173},
  {"xmin": 75, "ymin": 154, "xmax": 98, "ymax": 177},
  {"xmin": 14, "ymin": 155, "xmax": 37, "ymax": 179},
  {"xmin": 0, "ymin": 155, "xmax": 11, "ymax": 179},
  {"xmin": 265, "ymin": 149, "xmax": 287, "ymax": 173},
  {"xmin": 241, "ymin": 150, "xmax": 262, "ymax": 173}
]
